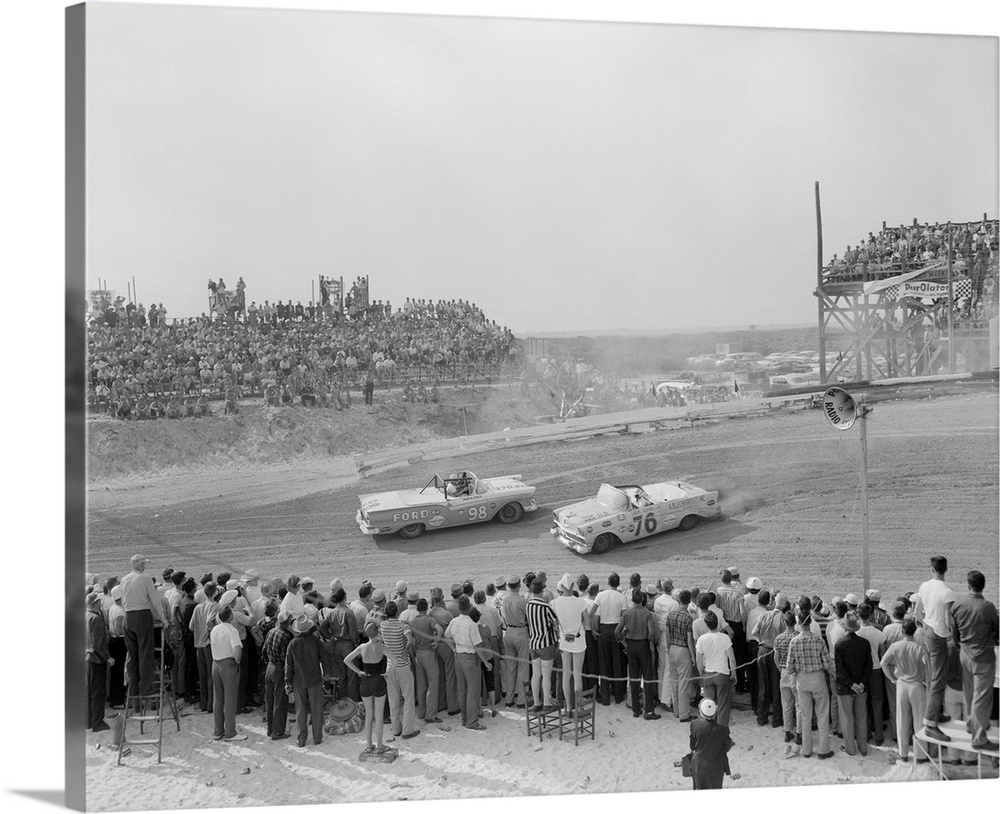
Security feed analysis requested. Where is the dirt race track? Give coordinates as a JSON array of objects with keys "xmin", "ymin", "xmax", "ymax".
[{"xmin": 87, "ymin": 392, "xmax": 999, "ymax": 600}]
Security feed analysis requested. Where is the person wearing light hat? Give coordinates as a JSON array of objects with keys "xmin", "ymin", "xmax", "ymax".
[
  {"xmin": 394, "ymin": 580, "xmax": 409, "ymax": 605},
  {"xmin": 85, "ymin": 591, "xmax": 112, "ymax": 732},
  {"xmin": 688, "ymin": 696, "xmax": 735, "ymax": 789},
  {"xmin": 551, "ymin": 574, "xmax": 588, "ymax": 709},
  {"xmin": 285, "ymin": 613, "xmax": 325, "ymax": 747},
  {"xmin": 107, "ymin": 584, "xmax": 128, "ymax": 709},
  {"xmin": 119, "ymin": 553, "xmax": 167, "ymax": 702},
  {"xmin": 844, "ymin": 593, "xmax": 862, "ymax": 610},
  {"xmin": 300, "ymin": 577, "xmax": 316, "ymax": 596},
  {"xmin": 834, "ymin": 611, "xmax": 871, "ymax": 756}
]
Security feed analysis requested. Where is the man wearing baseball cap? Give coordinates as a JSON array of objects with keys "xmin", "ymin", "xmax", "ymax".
[
  {"xmin": 119, "ymin": 554, "xmax": 167, "ymax": 703},
  {"xmin": 688, "ymin": 697, "xmax": 735, "ymax": 790}
]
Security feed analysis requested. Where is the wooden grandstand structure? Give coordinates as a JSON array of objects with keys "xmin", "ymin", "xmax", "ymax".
[{"xmin": 814, "ymin": 184, "xmax": 997, "ymax": 384}]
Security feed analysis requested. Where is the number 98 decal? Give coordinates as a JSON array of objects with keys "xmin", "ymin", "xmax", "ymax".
[
  {"xmin": 634, "ymin": 512, "xmax": 657, "ymax": 537},
  {"xmin": 466, "ymin": 506, "xmax": 489, "ymax": 521}
]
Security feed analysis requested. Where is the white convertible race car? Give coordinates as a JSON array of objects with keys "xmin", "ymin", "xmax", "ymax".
[
  {"xmin": 357, "ymin": 470, "xmax": 538, "ymax": 539},
  {"xmin": 551, "ymin": 480, "xmax": 721, "ymax": 555}
]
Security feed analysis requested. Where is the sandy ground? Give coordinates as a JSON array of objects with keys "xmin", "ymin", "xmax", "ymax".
[{"xmin": 84, "ymin": 390, "xmax": 1000, "ymax": 809}]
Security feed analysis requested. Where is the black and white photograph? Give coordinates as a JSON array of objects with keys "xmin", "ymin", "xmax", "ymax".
[{"xmin": 7, "ymin": 1, "xmax": 1000, "ymax": 813}]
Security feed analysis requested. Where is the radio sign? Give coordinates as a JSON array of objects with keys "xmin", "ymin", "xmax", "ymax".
[{"xmin": 822, "ymin": 387, "xmax": 857, "ymax": 431}]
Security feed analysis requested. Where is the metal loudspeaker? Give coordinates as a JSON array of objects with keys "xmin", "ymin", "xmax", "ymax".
[{"xmin": 821, "ymin": 387, "xmax": 859, "ymax": 431}]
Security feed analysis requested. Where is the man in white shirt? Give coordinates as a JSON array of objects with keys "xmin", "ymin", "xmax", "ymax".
[
  {"xmin": 445, "ymin": 596, "xmax": 488, "ymax": 730},
  {"xmin": 695, "ymin": 612, "xmax": 737, "ymax": 727},
  {"xmin": 593, "ymin": 573, "xmax": 629, "ymax": 705},
  {"xmin": 280, "ymin": 575, "xmax": 304, "ymax": 616},
  {"xmin": 911, "ymin": 555, "xmax": 957, "ymax": 741},
  {"xmin": 210, "ymin": 606, "xmax": 246, "ymax": 741}
]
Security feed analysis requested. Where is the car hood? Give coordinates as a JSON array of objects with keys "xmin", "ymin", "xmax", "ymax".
[
  {"xmin": 553, "ymin": 497, "xmax": 619, "ymax": 525},
  {"xmin": 358, "ymin": 488, "xmax": 444, "ymax": 514}
]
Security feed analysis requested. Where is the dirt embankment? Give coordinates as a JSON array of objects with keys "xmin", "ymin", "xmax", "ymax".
[{"xmin": 87, "ymin": 384, "xmax": 554, "ymax": 481}]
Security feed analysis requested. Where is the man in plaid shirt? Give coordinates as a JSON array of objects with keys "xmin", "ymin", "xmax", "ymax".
[
  {"xmin": 773, "ymin": 611, "xmax": 802, "ymax": 753},
  {"xmin": 786, "ymin": 611, "xmax": 836, "ymax": 759},
  {"xmin": 664, "ymin": 590, "xmax": 697, "ymax": 721},
  {"xmin": 263, "ymin": 610, "xmax": 294, "ymax": 740}
]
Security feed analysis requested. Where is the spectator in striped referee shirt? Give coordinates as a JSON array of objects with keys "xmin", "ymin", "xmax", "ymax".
[{"xmin": 526, "ymin": 578, "xmax": 560, "ymax": 713}]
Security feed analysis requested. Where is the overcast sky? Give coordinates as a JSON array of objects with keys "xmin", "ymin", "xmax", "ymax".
[{"xmin": 84, "ymin": 2, "xmax": 998, "ymax": 334}]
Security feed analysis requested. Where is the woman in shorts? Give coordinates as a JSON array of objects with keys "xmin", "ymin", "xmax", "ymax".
[{"xmin": 345, "ymin": 630, "xmax": 389, "ymax": 754}]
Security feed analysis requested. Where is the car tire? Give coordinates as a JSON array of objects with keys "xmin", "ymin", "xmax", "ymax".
[
  {"xmin": 678, "ymin": 514, "xmax": 700, "ymax": 531},
  {"xmin": 592, "ymin": 533, "xmax": 616, "ymax": 555},
  {"xmin": 496, "ymin": 502, "xmax": 524, "ymax": 524},
  {"xmin": 398, "ymin": 523, "xmax": 425, "ymax": 540}
]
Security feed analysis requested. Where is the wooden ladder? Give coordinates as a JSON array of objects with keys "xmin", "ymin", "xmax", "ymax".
[{"xmin": 117, "ymin": 634, "xmax": 181, "ymax": 764}]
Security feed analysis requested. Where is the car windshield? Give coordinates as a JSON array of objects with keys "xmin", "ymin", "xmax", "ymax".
[{"xmin": 596, "ymin": 483, "xmax": 629, "ymax": 511}]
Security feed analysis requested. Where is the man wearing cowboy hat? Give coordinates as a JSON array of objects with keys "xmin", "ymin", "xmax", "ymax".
[
  {"xmin": 210, "ymin": 606, "xmax": 247, "ymax": 741},
  {"xmin": 834, "ymin": 611, "xmax": 872, "ymax": 756},
  {"xmin": 688, "ymin": 697, "xmax": 735, "ymax": 790},
  {"xmin": 285, "ymin": 613, "xmax": 325, "ymax": 747},
  {"xmin": 118, "ymin": 554, "xmax": 167, "ymax": 702}
]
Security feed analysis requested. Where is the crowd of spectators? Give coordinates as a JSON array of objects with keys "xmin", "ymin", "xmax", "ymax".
[
  {"xmin": 85, "ymin": 553, "xmax": 998, "ymax": 782},
  {"xmin": 824, "ymin": 219, "xmax": 998, "ymax": 286},
  {"xmin": 86, "ymin": 294, "xmax": 517, "ymax": 418}
]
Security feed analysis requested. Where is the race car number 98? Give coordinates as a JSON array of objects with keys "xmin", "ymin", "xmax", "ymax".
[{"xmin": 467, "ymin": 506, "xmax": 488, "ymax": 520}]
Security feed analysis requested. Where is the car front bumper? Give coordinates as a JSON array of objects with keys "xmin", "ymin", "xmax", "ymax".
[
  {"xmin": 356, "ymin": 510, "xmax": 379, "ymax": 535},
  {"xmin": 551, "ymin": 525, "xmax": 593, "ymax": 554}
]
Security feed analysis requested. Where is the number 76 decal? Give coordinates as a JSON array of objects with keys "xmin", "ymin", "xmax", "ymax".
[{"xmin": 633, "ymin": 512, "xmax": 657, "ymax": 537}]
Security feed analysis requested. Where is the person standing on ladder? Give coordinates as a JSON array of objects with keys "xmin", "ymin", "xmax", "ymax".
[{"xmin": 119, "ymin": 554, "xmax": 167, "ymax": 706}]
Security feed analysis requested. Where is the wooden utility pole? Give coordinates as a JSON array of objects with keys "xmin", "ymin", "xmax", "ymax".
[{"xmin": 816, "ymin": 182, "xmax": 826, "ymax": 383}]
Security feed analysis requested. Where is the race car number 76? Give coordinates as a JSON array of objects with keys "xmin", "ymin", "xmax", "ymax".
[{"xmin": 634, "ymin": 513, "xmax": 657, "ymax": 537}]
